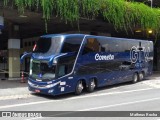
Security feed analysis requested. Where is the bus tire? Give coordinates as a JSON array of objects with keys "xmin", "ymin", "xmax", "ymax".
[
  {"xmin": 75, "ymin": 80, "xmax": 84, "ymax": 95},
  {"xmin": 132, "ymin": 73, "xmax": 138, "ymax": 83},
  {"xmin": 139, "ymin": 72, "xmax": 144, "ymax": 81},
  {"xmin": 87, "ymin": 78, "xmax": 96, "ymax": 92}
]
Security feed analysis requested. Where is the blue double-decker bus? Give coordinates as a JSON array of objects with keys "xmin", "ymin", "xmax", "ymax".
[{"xmin": 21, "ymin": 34, "xmax": 153, "ymax": 96}]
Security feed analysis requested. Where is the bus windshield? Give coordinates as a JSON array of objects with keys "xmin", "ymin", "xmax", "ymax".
[
  {"xmin": 30, "ymin": 61, "xmax": 56, "ymax": 81},
  {"xmin": 30, "ymin": 36, "xmax": 84, "ymax": 80},
  {"xmin": 33, "ymin": 37, "xmax": 63, "ymax": 55}
]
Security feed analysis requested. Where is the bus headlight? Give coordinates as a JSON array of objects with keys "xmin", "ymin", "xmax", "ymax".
[
  {"xmin": 46, "ymin": 84, "xmax": 54, "ymax": 88},
  {"xmin": 28, "ymin": 80, "xmax": 55, "ymax": 89}
]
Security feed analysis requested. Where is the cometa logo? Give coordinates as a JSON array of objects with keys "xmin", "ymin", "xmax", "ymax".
[{"xmin": 95, "ymin": 53, "xmax": 114, "ymax": 61}]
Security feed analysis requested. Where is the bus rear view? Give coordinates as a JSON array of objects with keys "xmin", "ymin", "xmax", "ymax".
[{"xmin": 21, "ymin": 34, "xmax": 153, "ymax": 96}]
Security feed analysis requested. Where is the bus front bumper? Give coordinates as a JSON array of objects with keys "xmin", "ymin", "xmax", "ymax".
[{"xmin": 28, "ymin": 80, "xmax": 59, "ymax": 95}]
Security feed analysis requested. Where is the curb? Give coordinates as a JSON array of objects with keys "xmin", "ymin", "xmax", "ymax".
[{"xmin": 0, "ymin": 77, "xmax": 28, "ymax": 81}]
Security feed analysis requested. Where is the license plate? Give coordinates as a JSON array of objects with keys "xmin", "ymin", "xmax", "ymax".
[{"xmin": 35, "ymin": 89, "xmax": 40, "ymax": 93}]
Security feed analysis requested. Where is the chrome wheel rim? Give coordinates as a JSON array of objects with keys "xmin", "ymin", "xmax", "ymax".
[
  {"xmin": 78, "ymin": 81, "xmax": 83, "ymax": 92},
  {"xmin": 140, "ymin": 73, "xmax": 144, "ymax": 80},
  {"xmin": 134, "ymin": 74, "xmax": 138, "ymax": 82},
  {"xmin": 90, "ymin": 79, "xmax": 96, "ymax": 90}
]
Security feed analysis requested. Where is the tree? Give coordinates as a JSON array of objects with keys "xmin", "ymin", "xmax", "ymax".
[{"xmin": 3, "ymin": 0, "xmax": 160, "ymax": 37}]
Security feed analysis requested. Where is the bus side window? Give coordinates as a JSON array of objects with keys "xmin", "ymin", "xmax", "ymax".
[
  {"xmin": 82, "ymin": 38, "xmax": 100, "ymax": 55},
  {"xmin": 57, "ymin": 56, "xmax": 76, "ymax": 77},
  {"xmin": 58, "ymin": 65, "xmax": 65, "ymax": 77}
]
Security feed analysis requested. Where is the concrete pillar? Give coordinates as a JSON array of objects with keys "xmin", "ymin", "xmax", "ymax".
[{"xmin": 8, "ymin": 39, "xmax": 20, "ymax": 78}]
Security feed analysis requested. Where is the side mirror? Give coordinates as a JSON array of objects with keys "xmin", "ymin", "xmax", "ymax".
[{"xmin": 20, "ymin": 52, "xmax": 32, "ymax": 64}]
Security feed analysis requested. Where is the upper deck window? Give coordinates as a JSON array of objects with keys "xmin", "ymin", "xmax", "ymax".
[
  {"xmin": 61, "ymin": 37, "xmax": 83, "ymax": 53},
  {"xmin": 33, "ymin": 37, "xmax": 62, "ymax": 54},
  {"xmin": 82, "ymin": 38, "xmax": 100, "ymax": 55}
]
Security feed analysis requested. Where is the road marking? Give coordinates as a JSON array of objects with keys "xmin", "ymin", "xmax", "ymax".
[
  {"xmin": 78, "ymin": 97, "xmax": 160, "ymax": 111},
  {"xmin": 0, "ymin": 88, "xmax": 155, "ymax": 109},
  {"xmin": 0, "ymin": 88, "xmax": 153, "ymax": 109},
  {"xmin": 25, "ymin": 97, "xmax": 160, "ymax": 120},
  {"xmin": 68, "ymin": 88, "xmax": 154, "ymax": 100}
]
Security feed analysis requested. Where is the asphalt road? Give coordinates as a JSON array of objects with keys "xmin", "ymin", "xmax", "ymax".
[{"xmin": 0, "ymin": 76, "xmax": 160, "ymax": 120}]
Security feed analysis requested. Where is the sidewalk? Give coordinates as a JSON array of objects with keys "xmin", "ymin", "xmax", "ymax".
[
  {"xmin": 0, "ymin": 78, "xmax": 30, "ymax": 99},
  {"xmin": 142, "ymin": 72, "xmax": 160, "ymax": 88}
]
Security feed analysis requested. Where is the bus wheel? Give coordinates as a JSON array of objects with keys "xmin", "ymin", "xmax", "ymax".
[
  {"xmin": 132, "ymin": 73, "xmax": 138, "ymax": 83},
  {"xmin": 75, "ymin": 80, "xmax": 84, "ymax": 95},
  {"xmin": 139, "ymin": 72, "xmax": 144, "ymax": 81},
  {"xmin": 87, "ymin": 78, "xmax": 96, "ymax": 92}
]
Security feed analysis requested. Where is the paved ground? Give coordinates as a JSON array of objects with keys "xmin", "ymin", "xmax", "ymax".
[
  {"xmin": 0, "ymin": 83, "xmax": 160, "ymax": 120},
  {"xmin": 0, "ymin": 72, "xmax": 159, "ymax": 120}
]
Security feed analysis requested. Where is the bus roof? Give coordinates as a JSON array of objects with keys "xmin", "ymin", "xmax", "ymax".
[
  {"xmin": 40, "ymin": 34, "xmax": 153, "ymax": 43},
  {"xmin": 41, "ymin": 34, "xmax": 86, "ymax": 38}
]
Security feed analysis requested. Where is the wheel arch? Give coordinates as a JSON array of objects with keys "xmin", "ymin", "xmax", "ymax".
[{"xmin": 77, "ymin": 78, "xmax": 87, "ymax": 89}]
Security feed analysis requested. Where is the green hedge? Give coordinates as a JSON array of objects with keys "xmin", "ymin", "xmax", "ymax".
[{"xmin": 3, "ymin": 0, "xmax": 160, "ymax": 36}]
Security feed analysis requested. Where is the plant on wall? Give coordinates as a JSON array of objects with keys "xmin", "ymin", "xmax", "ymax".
[{"xmin": 3, "ymin": 0, "xmax": 160, "ymax": 37}]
